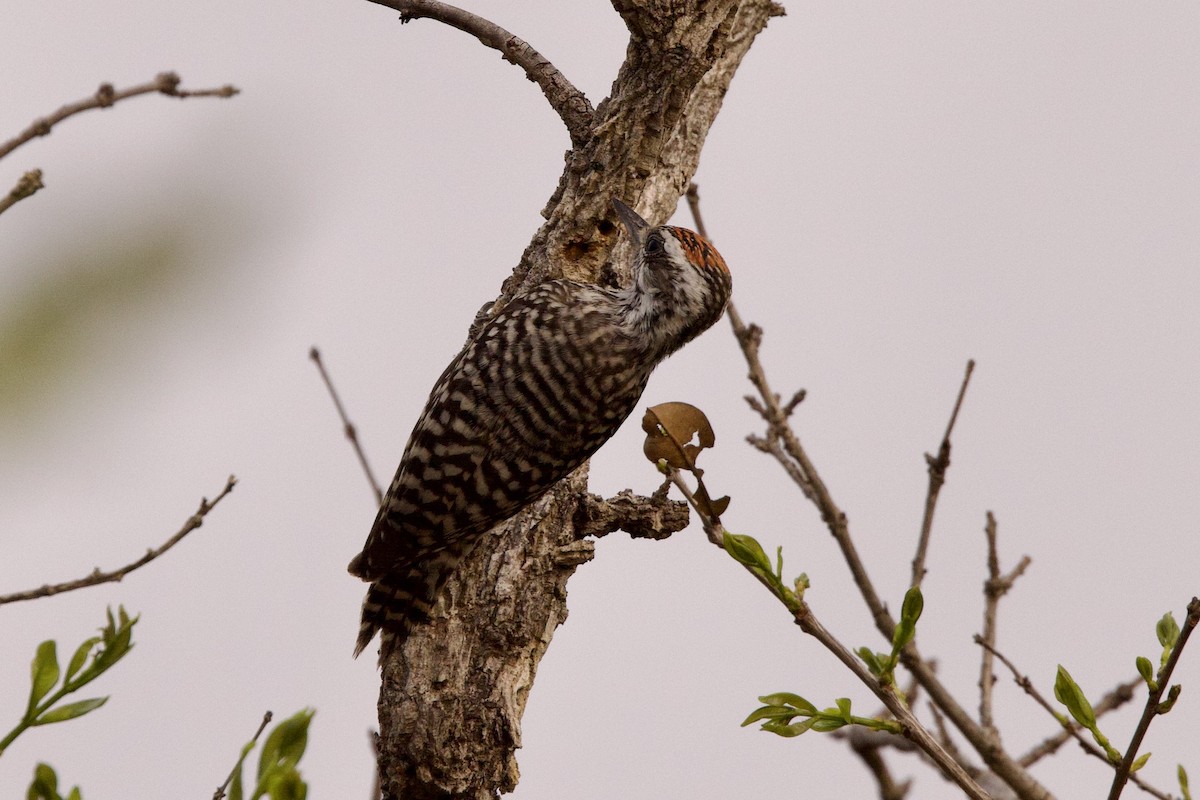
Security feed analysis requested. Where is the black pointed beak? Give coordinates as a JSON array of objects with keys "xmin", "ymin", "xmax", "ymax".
[{"xmin": 612, "ymin": 198, "xmax": 649, "ymax": 247}]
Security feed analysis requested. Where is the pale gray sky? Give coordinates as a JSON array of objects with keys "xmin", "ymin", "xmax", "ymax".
[{"xmin": 2, "ymin": 2, "xmax": 1198, "ymax": 798}]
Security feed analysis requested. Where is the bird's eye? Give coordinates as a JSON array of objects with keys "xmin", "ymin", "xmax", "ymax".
[{"xmin": 645, "ymin": 234, "xmax": 664, "ymax": 255}]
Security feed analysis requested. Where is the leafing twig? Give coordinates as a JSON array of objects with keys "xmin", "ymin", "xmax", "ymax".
[
  {"xmin": 0, "ymin": 475, "xmax": 238, "ymax": 605},
  {"xmin": 976, "ymin": 637, "xmax": 1170, "ymax": 800},
  {"xmin": 1017, "ymin": 679, "xmax": 1138, "ymax": 768},
  {"xmin": 1106, "ymin": 596, "xmax": 1200, "ymax": 800},
  {"xmin": 212, "ymin": 710, "xmax": 274, "ymax": 800}
]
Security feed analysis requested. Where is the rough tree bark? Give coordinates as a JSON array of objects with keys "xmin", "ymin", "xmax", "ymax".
[{"xmin": 364, "ymin": 2, "xmax": 785, "ymax": 797}]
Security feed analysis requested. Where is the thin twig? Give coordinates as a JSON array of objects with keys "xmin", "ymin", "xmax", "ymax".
[
  {"xmin": 0, "ymin": 169, "xmax": 43, "ymax": 216},
  {"xmin": 910, "ymin": 359, "xmax": 975, "ymax": 587},
  {"xmin": 364, "ymin": 0, "xmax": 594, "ymax": 147},
  {"xmin": 978, "ymin": 512, "xmax": 1032, "ymax": 732},
  {"xmin": 213, "ymin": 710, "xmax": 274, "ymax": 800},
  {"xmin": 0, "ymin": 475, "xmax": 237, "ymax": 605},
  {"xmin": 0, "ymin": 72, "xmax": 238, "ymax": 163},
  {"xmin": 665, "ymin": 470, "xmax": 724, "ymax": 547},
  {"xmin": 310, "ymin": 347, "xmax": 384, "ymax": 505},
  {"xmin": 976, "ymin": 637, "xmax": 1171, "ymax": 800},
  {"xmin": 1107, "ymin": 596, "xmax": 1200, "ymax": 800}
]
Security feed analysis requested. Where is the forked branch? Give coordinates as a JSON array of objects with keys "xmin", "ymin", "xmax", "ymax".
[
  {"xmin": 0, "ymin": 72, "xmax": 238, "ymax": 162},
  {"xmin": 364, "ymin": 0, "xmax": 594, "ymax": 146},
  {"xmin": 0, "ymin": 475, "xmax": 238, "ymax": 605},
  {"xmin": 977, "ymin": 512, "xmax": 1032, "ymax": 732}
]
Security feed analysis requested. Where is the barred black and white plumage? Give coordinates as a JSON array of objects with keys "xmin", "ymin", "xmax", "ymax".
[{"xmin": 348, "ymin": 198, "xmax": 732, "ymax": 657}]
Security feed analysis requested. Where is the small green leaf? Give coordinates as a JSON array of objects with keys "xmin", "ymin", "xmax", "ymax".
[
  {"xmin": 757, "ymin": 693, "xmax": 816, "ymax": 713},
  {"xmin": 890, "ymin": 586, "xmax": 924, "ymax": 653},
  {"xmin": 857, "ymin": 647, "xmax": 884, "ymax": 676},
  {"xmin": 1157, "ymin": 612, "xmax": 1180, "ymax": 650},
  {"xmin": 891, "ymin": 619, "xmax": 915, "ymax": 653},
  {"xmin": 761, "ymin": 718, "xmax": 816, "ymax": 737},
  {"xmin": 1054, "ymin": 665, "xmax": 1097, "ymax": 730},
  {"xmin": 27, "ymin": 763, "xmax": 58, "ymax": 800},
  {"xmin": 900, "ymin": 586, "xmax": 924, "ymax": 626},
  {"xmin": 65, "ymin": 638, "xmax": 101, "ymax": 685},
  {"xmin": 1135, "ymin": 656, "xmax": 1156, "ymax": 689},
  {"xmin": 722, "ymin": 532, "xmax": 772, "ymax": 573},
  {"xmin": 33, "ymin": 697, "xmax": 108, "ymax": 726},
  {"xmin": 1158, "ymin": 684, "xmax": 1182, "ymax": 714},
  {"xmin": 264, "ymin": 768, "xmax": 306, "ymax": 800},
  {"xmin": 28, "ymin": 641, "xmax": 61, "ymax": 713},
  {"xmin": 809, "ymin": 716, "xmax": 848, "ymax": 732},
  {"xmin": 257, "ymin": 710, "xmax": 314, "ymax": 783},
  {"xmin": 1179, "ymin": 764, "xmax": 1191, "ymax": 800},
  {"xmin": 740, "ymin": 706, "xmax": 797, "ymax": 726},
  {"xmin": 230, "ymin": 761, "xmax": 245, "ymax": 800},
  {"xmin": 65, "ymin": 790, "xmax": 81, "ymax": 800},
  {"xmin": 834, "ymin": 698, "xmax": 852, "ymax": 721},
  {"xmin": 1131, "ymin": 752, "xmax": 1152, "ymax": 773}
]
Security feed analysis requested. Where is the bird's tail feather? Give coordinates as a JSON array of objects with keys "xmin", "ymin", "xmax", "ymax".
[{"xmin": 352, "ymin": 542, "xmax": 473, "ymax": 659}]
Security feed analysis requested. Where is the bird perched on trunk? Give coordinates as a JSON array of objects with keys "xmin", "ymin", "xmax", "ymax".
[{"xmin": 348, "ymin": 197, "xmax": 732, "ymax": 657}]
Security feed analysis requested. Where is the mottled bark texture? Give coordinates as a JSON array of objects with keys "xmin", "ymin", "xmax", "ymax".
[{"xmin": 372, "ymin": 3, "xmax": 784, "ymax": 797}]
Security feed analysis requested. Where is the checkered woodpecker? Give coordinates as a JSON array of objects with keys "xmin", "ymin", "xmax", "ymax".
[{"xmin": 348, "ymin": 198, "xmax": 732, "ymax": 657}]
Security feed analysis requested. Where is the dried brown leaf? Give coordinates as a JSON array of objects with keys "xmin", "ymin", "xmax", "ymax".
[{"xmin": 641, "ymin": 402, "xmax": 716, "ymax": 471}]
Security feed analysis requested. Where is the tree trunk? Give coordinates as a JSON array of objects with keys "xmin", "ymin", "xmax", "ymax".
[{"xmin": 371, "ymin": 2, "xmax": 784, "ymax": 797}]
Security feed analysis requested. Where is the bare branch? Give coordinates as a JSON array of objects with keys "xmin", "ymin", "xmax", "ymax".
[
  {"xmin": 978, "ymin": 512, "xmax": 1032, "ymax": 732},
  {"xmin": 910, "ymin": 359, "xmax": 975, "ymax": 587},
  {"xmin": 364, "ymin": 0, "xmax": 594, "ymax": 147},
  {"xmin": 213, "ymin": 710, "xmax": 274, "ymax": 800},
  {"xmin": 1107, "ymin": 596, "xmax": 1200, "ymax": 800},
  {"xmin": 575, "ymin": 489, "xmax": 690, "ymax": 541},
  {"xmin": 0, "ymin": 475, "xmax": 237, "ymax": 605},
  {"xmin": 0, "ymin": 72, "xmax": 239, "ymax": 163},
  {"xmin": 0, "ymin": 169, "xmax": 44, "ymax": 217},
  {"xmin": 310, "ymin": 346, "xmax": 383, "ymax": 505}
]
